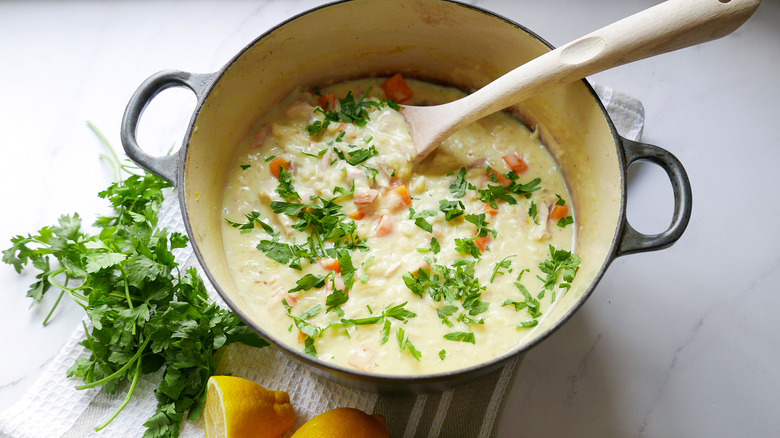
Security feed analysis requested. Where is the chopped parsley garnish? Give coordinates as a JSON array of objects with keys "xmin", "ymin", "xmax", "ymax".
[
  {"xmin": 538, "ymin": 245, "xmax": 580, "ymax": 292},
  {"xmin": 286, "ymin": 301, "xmax": 418, "ymax": 357},
  {"xmin": 301, "ymin": 148, "xmax": 329, "ymax": 159},
  {"xmin": 557, "ymin": 216, "xmax": 574, "ymax": 228},
  {"xmin": 476, "ymin": 170, "xmax": 542, "ymax": 208},
  {"xmin": 465, "ymin": 213, "xmax": 496, "ymax": 238},
  {"xmin": 409, "ymin": 208, "xmax": 437, "ymax": 233},
  {"xmin": 345, "ymin": 145, "xmax": 379, "ymax": 166},
  {"xmin": 508, "ymin": 177, "xmax": 542, "ymax": 198},
  {"xmin": 528, "ymin": 201, "xmax": 539, "ymax": 224},
  {"xmin": 490, "ymin": 256, "xmax": 514, "ymax": 283},
  {"xmin": 258, "ymin": 193, "xmax": 368, "ymax": 273},
  {"xmin": 306, "ymin": 90, "xmax": 397, "ymax": 137},
  {"xmin": 224, "ymin": 211, "xmax": 274, "ymax": 234},
  {"xmin": 429, "ymin": 236, "xmax": 441, "ymax": 254},
  {"xmin": 553, "ymin": 195, "xmax": 575, "ymax": 228},
  {"xmin": 288, "ymin": 273, "xmax": 328, "ymax": 292},
  {"xmin": 477, "ymin": 184, "xmax": 517, "ymax": 208},
  {"xmin": 455, "ymin": 238, "xmax": 482, "ymax": 258},
  {"xmin": 403, "ymin": 258, "xmax": 488, "ymax": 337},
  {"xmin": 443, "ymin": 331, "xmax": 476, "ymax": 344},
  {"xmin": 275, "ymin": 167, "xmax": 300, "ymax": 199},
  {"xmin": 449, "ymin": 168, "xmax": 472, "ymax": 198},
  {"xmin": 439, "ymin": 199, "xmax": 465, "ymax": 221},
  {"xmin": 397, "ymin": 327, "xmax": 422, "ymax": 361},
  {"xmin": 502, "ymin": 245, "xmax": 581, "ymax": 329}
]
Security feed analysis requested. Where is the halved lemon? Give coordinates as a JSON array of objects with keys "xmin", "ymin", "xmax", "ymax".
[{"xmin": 204, "ymin": 375, "xmax": 296, "ymax": 438}]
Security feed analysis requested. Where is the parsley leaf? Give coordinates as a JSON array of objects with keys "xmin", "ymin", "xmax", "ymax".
[
  {"xmin": 225, "ymin": 211, "xmax": 275, "ymax": 234},
  {"xmin": 538, "ymin": 245, "xmax": 581, "ymax": 291},
  {"xmin": 275, "ymin": 167, "xmax": 300, "ymax": 199},
  {"xmin": 346, "ymin": 145, "xmax": 379, "ymax": 166},
  {"xmin": 306, "ymin": 90, "xmax": 396, "ymax": 137},
  {"xmin": 477, "ymin": 184, "xmax": 517, "ymax": 208},
  {"xmin": 490, "ymin": 256, "xmax": 514, "ymax": 283},
  {"xmin": 449, "ymin": 168, "xmax": 470, "ymax": 198},
  {"xmin": 288, "ymin": 273, "xmax": 328, "ymax": 292},
  {"xmin": 443, "ymin": 331, "xmax": 476, "ymax": 344},
  {"xmin": 508, "ymin": 177, "xmax": 542, "ymax": 198},
  {"xmin": 455, "ymin": 238, "xmax": 482, "ymax": 258},
  {"xmin": 465, "ymin": 213, "xmax": 497, "ymax": 238},
  {"xmin": 439, "ymin": 199, "xmax": 465, "ymax": 221},
  {"xmin": 396, "ymin": 327, "xmax": 422, "ymax": 361},
  {"xmin": 409, "ymin": 208, "xmax": 437, "ymax": 233},
  {"xmin": 528, "ymin": 201, "xmax": 540, "ymax": 225},
  {"xmin": 557, "ymin": 216, "xmax": 574, "ymax": 228}
]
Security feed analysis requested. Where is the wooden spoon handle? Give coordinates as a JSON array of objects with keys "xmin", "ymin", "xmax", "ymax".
[{"xmin": 412, "ymin": 0, "xmax": 760, "ymax": 158}]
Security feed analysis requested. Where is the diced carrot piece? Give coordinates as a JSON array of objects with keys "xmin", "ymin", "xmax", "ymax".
[
  {"xmin": 486, "ymin": 169, "xmax": 511, "ymax": 187},
  {"xmin": 269, "ymin": 157, "xmax": 290, "ymax": 179},
  {"xmin": 551, "ymin": 204, "xmax": 569, "ymax": 221},
  {"xmin": 317, "ymin": 258, "xmax": 341, "ymax": 273},
  {"xmin": 286, "ymin": 294, "xmax": 298, "ymax": 305},
  {"xmin": 375, "ymin": 215, "xmax": 394, "ymax": 237},
  {"xmin": 349, "ymin": 208, "xmax": 366, "ymax": 220},
  {"xmin": 353, "ymin": 190, "xmax": 378, "ymax": 205},
  {"xmin": 474, "ymin": 235, "xmax": 492, "ymax": 252},
  {"xmin": 298, "ymin": 331, "xmax": 308, "ymax": 343},
  {"xmin": 502, "ymin": 152, "xmax": 528, "ymax": 174},
  {"xmin": 318, "ymin": 92, "xmax": 337, "ymax": 110},
  {"xmin": 387, "ymin": 184, "xmax": 412, "ymax": 208},
  {"xmin": 381, "ymin": 73, "xmax": 413, "ymax": 103},
  {"xmin": 484, "ymin": 203, "xmax": 499, "ymax": 216}
]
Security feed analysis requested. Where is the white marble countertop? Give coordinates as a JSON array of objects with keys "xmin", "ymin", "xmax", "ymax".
[{"xmin": 1, "ymin": 1, "xmax": 778, "ymax": 436}]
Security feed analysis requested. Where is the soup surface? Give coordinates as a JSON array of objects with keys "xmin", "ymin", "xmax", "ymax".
[{"xmin": 221, "ymin": 77, "xmax": 579, "ymax": 375}]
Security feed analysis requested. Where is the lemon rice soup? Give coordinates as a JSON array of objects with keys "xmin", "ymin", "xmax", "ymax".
[{"xmin": 221, "ymin": 76, "xmax": 580, "ymax": 375}]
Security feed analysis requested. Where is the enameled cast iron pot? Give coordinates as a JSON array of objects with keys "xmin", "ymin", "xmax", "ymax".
[{"xmin": 121, "ymin": 0, "xmax": 692, "ymax": 393}]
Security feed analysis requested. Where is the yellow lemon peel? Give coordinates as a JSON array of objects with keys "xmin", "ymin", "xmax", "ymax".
[
  {"xmin": 204, "ymin": 375, "xmax": 296, "ymax": 438},
  {"xmin": 291, "ymin": 407, "xmax": 389, "ymax": 438}
]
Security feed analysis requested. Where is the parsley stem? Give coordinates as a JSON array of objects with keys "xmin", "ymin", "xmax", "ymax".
[
  {"xmin": 75, "ymin": 336, "xmax": 151, "ymax": 390},
  {"xmin": 89, "ymin": 121, "xmax": 135, "ymax": 181},
  {"xmin": 81, "ymin": 320, "xmax": 98, "ymax": 355},
  {"xmin": 314, "ymin": 232, "xmax": 325, "ymax": 256},
  {"xmin": 94, "ymin": 353, "xmax": 143, "ymax": 431},
  {"xmin": 46, "ymin": 268, "xmax": 88, "ymax": 308},
  {"xmin": 119, "ymin": 265, "xmax": 134, "ymax": 310},
  {"xmin": 42, "ymin": 290, "xmax": 65, "ymax": 327}
]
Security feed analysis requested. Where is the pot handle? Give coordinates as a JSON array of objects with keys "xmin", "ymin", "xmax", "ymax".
[
  {"xmin": 615, "ymin": 137, "xmax": 692, "ymax": 257},
  {"xmin": 120, "ymin": 70, "xmax": 214, "ymax": 186}
]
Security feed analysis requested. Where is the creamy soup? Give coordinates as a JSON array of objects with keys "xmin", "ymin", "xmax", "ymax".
[{"xmin": 221, "ymin": 77, "xmax": 579, "ymax": 375}]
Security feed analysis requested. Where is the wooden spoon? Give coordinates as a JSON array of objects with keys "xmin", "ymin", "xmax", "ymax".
[{"xmin": 404, "ymin": 0, "xmax": 760, "ymax": 161}]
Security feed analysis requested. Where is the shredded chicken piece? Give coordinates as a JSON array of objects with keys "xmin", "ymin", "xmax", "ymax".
[{"xmin": 348, "ymin": 347, "xmax": 378, "ymax": 372}]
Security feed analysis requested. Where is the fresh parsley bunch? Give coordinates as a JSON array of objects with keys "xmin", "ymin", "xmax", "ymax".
[{"xmin": 2, "ymin": 124, "xmax": 267, "ymax": 437}]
